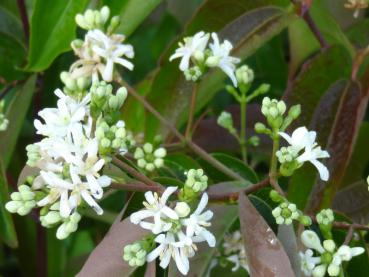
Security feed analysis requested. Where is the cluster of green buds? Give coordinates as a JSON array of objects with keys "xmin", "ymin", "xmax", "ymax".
[
  {"xmin": 270, "ymin": 190, "xmax": 311, "ymax": 226},
  {"xmin": 90, "ymin": 81, "xmax": 127, "ymax": 123},
  {"xmin": 134, "ymin": 143, "xmax": 167, "ymax": 172},
  {"xmin": 95, "ymin": 120, "xmax": 128, "ymax": 157},
  {"xmin": 0, "ymin": 100, "xmax": 8, "ymax": 131},
  {"xmin": 184, "ymin": 66, "xmax": 202, "ymax": 82},
  {"xmin": 275, "ymin": 146, "xmax": 299, "ymax": 177},
  {"xmin": 60, "ymin": 71, "xmax": 91, "ymax": 99},
  {"xmin": 255, "ymin": 97, "xmax": 301, "ymax": 136},
  {"xmin": 217, "ymin": 111, "xmax": 237, "ymax": 136},
  {"xmin": 26, "ymin": 144, "xmax": 41, "ymax": 167},
  {"xmin": 123, "ymin": 237, "xmax": 154, "ymax": 267},
  {"xmin": 316, "ymin": 209, "xmax": 335, "ymax": 239},
  {"xmin": 75, "ymin": 6, "xmax": 119, "ymax": 33},
  {"xmin": 5, "ymin": 183, "xmax": 37, "ymax": 216},
  {"xmin": 179, "ymin": 169, "xmax": 208, "ymax": 202},
  {"xmin": 226, "ymin": 66, "xmax": 269, "ymax": 102},
  {"xmin": 39, "ymin": 200, "xmax": 82, "ymax": 239}
]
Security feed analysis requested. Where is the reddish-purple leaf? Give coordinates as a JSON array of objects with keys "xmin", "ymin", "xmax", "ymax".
[
  {"xmin": 144, "ymin": 262, "xmax": 156, "ymax": 277},
  {"xmin": 238, "ymin": 193, "xmax": 295, "ymax": 277},
  {"xmin": 77, "ymin": 216, "xmax": 149, "ymax": 277}
]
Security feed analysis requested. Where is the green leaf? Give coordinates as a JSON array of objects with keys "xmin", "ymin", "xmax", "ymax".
[
  {"xmin": 0, "ymin": 161, "xmax": 17, "ymax": 248},
  {"xmin": 145, "ymin": 2, "xmax": 295, "ymax": 139},
  {"xmin": 0, "ymin": 75, "xmax": 36, "ymax": 168},
  {"xmin": 199, "ymin": 153, "xmax": 258, "ymax": 183},
  {"xmin": 26, "ymin": 0, "xmax": 89, "ymax": 71},
  {"xmin": 238, "ymin": 193, "xmax": 294, "ymax": 276}
]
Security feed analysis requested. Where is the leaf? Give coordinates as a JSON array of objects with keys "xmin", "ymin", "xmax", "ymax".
[
  {"xmin": 77, "ymin": 215, "xmax": 150, "ymax": 277},
  {"xmin": 199, "ymin": 153, "xmax": 258, "ymax": 183},
  {"xmin": 26, "ymin": 0, "xmax": 89, "ymax": 71},
  {"xmin": 288, "ymin": 1, "xmax": 354, "ymax": 75},
  {"xmin": 238, "ymin": 193, "xmax": 294, "ymax": 277},
  {"xmin": 307, "ymin": 80, "xmax": 369, "ymax": 211},
  {"xmin": 116, "ymin": 0, "xmax": 162, "ymax": 37},
  {"xmin": 0, "ymin": 161, "xmax": 17, "ymax": 248},
  {"xmin": 145, "ymin": 3, "xmax": 295, "ymax": 139},
  {"xmin": 277, "ymin": 225, "xmax": 301, "ymax": 277},
  {"xmin": 169, "ymin": 204, "xmax": 239, "ymax": 276},
  {"xmin": 283, "ymin": 45, "xmax": 352, "ymax": 128},
  {"xmin": 0, "ymin": 75, "xmax": 36, "ymax": 168},
  {"xmin": 332, "ymin": 181, "xmax": 369, "ymax": 224}
]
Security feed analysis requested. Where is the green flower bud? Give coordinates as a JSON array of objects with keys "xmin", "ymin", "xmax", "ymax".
[
  {"xmin": 235, "ymin": 65, "xmax": 254, "ymax": 85},
  {"xmin": 255, "ymin": 122, "xmax": 267, "ymax": 134},
  {"xmin": 184, "ymin": 66, "xmax": 202, "ymax": 82},
  {"xmin": 217, "ymin": 111, "xmax": 236, "ymax": 135},
  {"xmin": 100, "ymin": 6, "xmax": 110, "ymax": 24},
  {"xmin": 288, "ymin": 104, "xmax": 301, "ymax": 120},
  {"xmin": 185, "ymin": 169, "xmax": 208, "ymax": 192},
  {"xmin": 248, "ymin": 135, "xmax": 260, "ymax": 146},
  {"xmin": 316, "ymin": 209, "xmax": 334, "ymax": 225},
  {"xmin": 109, "ymin": 16, "xmax": 121, "ymax": 33}
]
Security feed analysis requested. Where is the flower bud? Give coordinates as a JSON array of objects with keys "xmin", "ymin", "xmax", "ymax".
[
  {"xmin": 235, "ymin": 65, "xmax": 254, "ymax": 85},
  {"xmin": 313, "ymin": 264, "xmax": 327, "ymax": 277},
  {"xmin": 301, "ymin": 230, "xmax": 325, "ymax": 254},
  {"xmin": 254, "ymin": 122, "xmax": 267, "ymax": 133},
  {"xmin": 109, "ymin": 16, "xmax": 121, "ymax": 32},
  {"xmin": 100, "ymin": 6, "xmax": 110, "ymax": 24},
  {"xmin": 288, "ymin": 104, "xmax": 301, "ymax": 119},
  {"xmin": 175, "ymin": 202, "xmax": 191, "ymax": 217},
  {"xmin": 323, "ymin": 239, "xmax": 336, "ymax": 253},
  {"xmin": 205, "ymin": 56, "xmax": 220, "ymax": 67}
]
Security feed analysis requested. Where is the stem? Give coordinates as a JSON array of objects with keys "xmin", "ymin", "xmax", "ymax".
[
  {"xmin": 116, "ymin": 78, "xmax": 245, "ymax": 182},
  {"xmin": 269, "ymin": 135, "xmax": 284, "ymax": 195},
  {"xmin": 185, "ymin": 85, "xmax": 197, "ymax": 139},
  {"xmin": 111, "ymin": 181, "xmax": 164, "ymax": 193},
  {"xmin": 112, "ymin": 157, "xmax": 161, "ymax": 188},
  {"xmin": 17, "ymin": 0, "xmax": 30, "ymax": 45},
  {"xmin": 344, "ymin": 225, "xmax": 355, "ymax": 245},
  {"xmin": 291, "ymin": 0, "xmax": 328, "ymax": 50},
  {"xmin": 240, "ymin": 100, "xmax": 247, "ymax": 162}
]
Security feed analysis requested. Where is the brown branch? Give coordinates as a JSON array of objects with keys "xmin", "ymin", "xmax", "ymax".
[
  {"xmin": 111, "ymin": 181, "xmax": 164, "ymax": 193},
  {"xmin": 344, "ymin": 225, "xmax": 355, "ymax": 245},
  {"xmin": 291, "ymin": 0, "xmax": 328, "ymax": 50},
  {"xmin": 17, "ymin": 0, "xmax": 30, "ymax": 45},
  {"xmin": 116, "ymin": 78, "xmax": 245, "ymax": 182},
  {"xmin": 112, "ymin": 157, "xmax": 161, "ymax": 188}
]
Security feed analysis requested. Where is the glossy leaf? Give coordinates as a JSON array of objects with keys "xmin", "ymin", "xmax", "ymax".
[
  {"xmin": 308, "ymin": 80, "xmax": 368, "ymax": 211},
  {"xmin": 26, "ymin": 0, "xmax": 89, "ymax": 71},
  {"xmin": 145, "ymin": 2, "xmax": 294, "ymax": 139},
  {"xmin": 0, "ymin": 161, "xmax": 17, "ymax": 248},
  {"xmin": 238, "ymin": 193, "xmax": 294, "ymax": 277},
  {"xmin": 0, "ymin": 75, "xmax": 36, "ymax": 168},
  {"xmin": 199, "ymin": 153, "xmax": 258, "ymax": 183},
  {"xmin": 77, "ymin": 215, "xmax": 150, "ymax": 277}
]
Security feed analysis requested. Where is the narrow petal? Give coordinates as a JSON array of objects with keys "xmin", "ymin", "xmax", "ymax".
[{"xmin": 310, "ymin": 159, "xmax": 329, "ymax": 181}]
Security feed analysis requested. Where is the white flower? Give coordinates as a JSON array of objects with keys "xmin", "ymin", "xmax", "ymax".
[
  {"xmin": 130, "ymin": 186, "xmax": 179, "ymax": 234},
  {"xmin": 299, "ymin": 249, "xmax": 321, "ymax": 276},
  {"xmin": 182, "ymin": 193, "xmax": 215, "ymax": 247},
  {"xmin": 335, "ymin": 245, "xmax": 365, "ymax": 261},
  {"xmin": 279, "ymin": 127, "xmax": 330, "ymax": 181},
  {"xmin": 169, "ymin": 31, "xmax": 210, "ymax": 71},
  {"xmin": 146, "ymin": 232, "xmax": 194, "ymax": 275},
  {"xmin": 34, "ymin": 89, "xmax": 90, "ymax": 140},
  {"xmin": 222, "ymin": 231, "xmax": 249, "ymax": 273},
  {"xmin": 301, "ymin": 230, "xmax": 325, "ymax": 253},
  {"xmin": 86, "ymin": 29, "xmax": 134, "ymax": 81},
  {"xmin": 207, "ymin": 33, "xmax": 240, "ymax": 87}
]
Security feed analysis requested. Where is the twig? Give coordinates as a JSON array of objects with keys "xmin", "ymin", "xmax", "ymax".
[
  {"xmin": 291, "ymin": 0, "xmax": 329, "ymax": 50},
  {"xmin": 17, "ymin": 0, "xmax": 30, "ymax": 45},
  {"xmin": 116, "ymin": 78, "xmax": 245, "ymax": 182},
  {"xmin": 185, "ymin": 85, "xmax": 198, "ymax": 138},
  {"xmin": 111, "ymin": 181, "xmax": 164, "ymax": 194},
  {"xmin": 112, "ymin": 157, "xmax": 161, "ymax": 188},
  {"xmin": 311, "ymin": 216, "xmax": 369, "ymax": 232},
  {"xmin": 344, "ymin": 225, "xmax": 355, "ymax": 245}
]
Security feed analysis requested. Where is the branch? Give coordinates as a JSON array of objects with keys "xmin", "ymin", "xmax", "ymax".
[
  {"xmin": 112, "ymin": 157, "xmax": 161, "ymax": 188},
  {"xmin": 291, "ymin": 0, "xmax": 329, "ymax": 50},
  {"xmin": 116, "ymin": 78, "xmax": 246, "ymax": 182},
  {"xmin": 17, "ymin": 0, "xmax": 30, "ymax": 45}
]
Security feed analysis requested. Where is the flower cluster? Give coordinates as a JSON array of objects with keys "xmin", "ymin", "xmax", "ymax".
[
  {"xmin": 269, "ymin": 190, "xmax": 311, "ymax": 226},
  {"xmin": 0, "ymin": 100, "xmax": 8, "ymax": 131},
  {"xmin": 134, "ymin": 143, "xmax": 167, "ymax": 172},
  {"xmin": 127, "ymin": 186, "xmax": 215, "ymax": 275},
  {"xmin": 170, "ymin": 31, "xmax": 240, "ymax": 86},
  {"xmin": 300, "ymin": 230, "xmax": 364, "ymax": 276},
  {"xmin": 5, "ymin": 6, "xmax": 134, "ymax": 240},
  {"xmin": 71, "ymin": 6, "xmax": 134, "ymax": 82},
  {"xmin": 222, "ymin": 231, "xmax": 249, "ymax": 272}
]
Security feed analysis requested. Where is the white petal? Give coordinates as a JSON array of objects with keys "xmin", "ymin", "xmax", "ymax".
[
  {"xmin": 130, "ymin": 210, "xmax": 154, "ymax": 224},
  {"xmin": 309, "ymin": 159, "xmax": 329, "ymax": 181},
  {"xmin": 160, "ymin": 186, "xmax": 177, "ymax": 203},
  {"xmin": 194, "ymin": 193, "xmax": 208, "ymax": 215},
  {"xmin": 147, "ymin": 244, "xmax": 165, "ymax": 262}
]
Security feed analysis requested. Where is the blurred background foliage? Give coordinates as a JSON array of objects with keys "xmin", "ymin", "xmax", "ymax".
[{"xmin": 1, "ymin": 0, "xmax": 369, "ymax": 276}]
